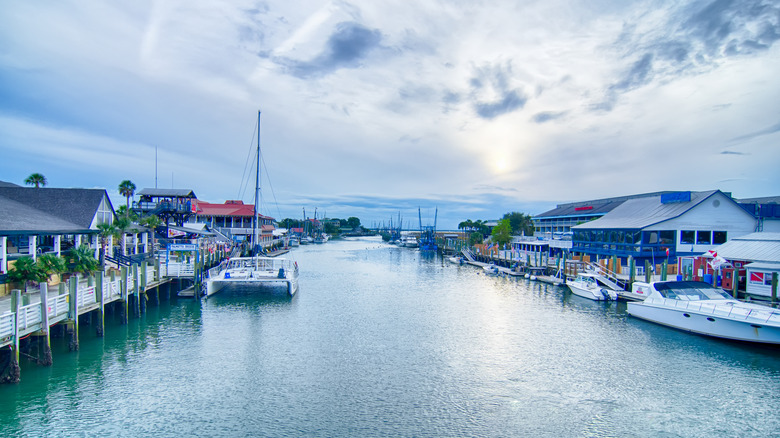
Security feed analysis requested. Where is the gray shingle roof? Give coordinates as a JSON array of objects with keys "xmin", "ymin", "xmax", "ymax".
[
  {"xmin": 573, "ymin": 190, "xmax": 722, "ymax": 230},
  {"xmin": 0, "ymin": 196, "xmax": 88, "ymax": 234},
  {"xmin": 0, "ymin": 187, "xmax": 110, "ymax": 229}
]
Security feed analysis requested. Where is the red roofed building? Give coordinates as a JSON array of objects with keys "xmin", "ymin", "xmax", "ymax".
[{"xmin": 191, "ymin": 200, "xmax": 275, "ymax": 245}]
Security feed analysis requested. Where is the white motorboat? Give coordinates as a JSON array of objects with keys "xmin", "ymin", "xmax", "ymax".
[
  {"xmin": 626, "ymin": 281, "xmax": 780, "ymax": 344},
  {"xmin": 447, "ymin": 255, "xmax": 465, "ymax": 264},
  {"xmin": 483, "ymin": 264, "xmax": 500, "ymax": 275},
  {"xmin": 206, "ymin": 256, "xmax": 299, "ymax": 297},
  {"xmin": 400, "ymin": 235, "xmax": 418, "ymax": 248},
  {"xmin": 566, "ymin": 272, "xmax": 620, "ymax": 301}
]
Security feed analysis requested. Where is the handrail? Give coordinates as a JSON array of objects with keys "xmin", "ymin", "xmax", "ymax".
[{"xmin": 0, "ymin": 311, "xmax": 15, "ymax": 339}]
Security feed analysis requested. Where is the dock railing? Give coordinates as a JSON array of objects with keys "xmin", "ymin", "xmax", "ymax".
[{"xmin": 0, "ymin": 311, "xmax": 14, "ymax": 342}]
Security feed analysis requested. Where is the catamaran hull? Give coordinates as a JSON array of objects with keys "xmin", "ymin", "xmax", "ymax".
[
  {"xmin": 627, "ymin": 303, "xmax": 780, "ymax": 344},
  {"xmin": 206, "ymin": 278, "xmax": 297, "ymax": 297}
]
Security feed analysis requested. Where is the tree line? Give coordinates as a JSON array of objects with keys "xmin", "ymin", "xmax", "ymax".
[{"xmin": 458, "ymin": 212, "xmax": 535, "ymax": 246}]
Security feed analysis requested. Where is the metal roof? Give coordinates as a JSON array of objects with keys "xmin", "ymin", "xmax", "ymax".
[
  {"xmin": 573, "ymin": 190, "xmax": 722, "ymax": 230},
  {"xmin": 137, "ymin": 188, "xmax": 197, "ymax": 198},
  {"xmin": 737, "ymin": 196, "xmax": 780, "ymax": 204},
  {"xmin": 534, "ymin": 191, "xmax": 675, "ymax": 219},
  {"xmin": 714, "ymin": 232, "xmax": 780, "ymax": 263},
  {"xmin": 744, "ymin": 262, "xmax": 780, "ymax": 271}
]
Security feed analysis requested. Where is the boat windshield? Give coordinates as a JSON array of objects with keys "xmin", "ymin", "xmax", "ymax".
[{"xmin": 654, "ymin": 281, "xmax": 732, "ymax": 301}]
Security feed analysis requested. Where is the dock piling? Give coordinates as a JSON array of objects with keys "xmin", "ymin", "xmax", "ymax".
[
  {"xmin": 120, "ymin": 267, "xmax": 128, "ymax": 324},
  {"xmin": 4, "ymin": 289, "xmax": 22, "ymax": 383},
  {"xmin": 96, "ymin": 271, "xmax": 105, "ymax": 337},
  {"xmin": 38, "ymin": 283, "xmax": 53, "ymax": 365},
  {"xmin": 67, "ymin": 276, "xmax": 79, "ymax": 351}
]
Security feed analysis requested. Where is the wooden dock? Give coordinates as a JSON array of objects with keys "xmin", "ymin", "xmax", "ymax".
[{"xmin": 0, "ymin": 248, "xmax": 230, "ymax": 384}]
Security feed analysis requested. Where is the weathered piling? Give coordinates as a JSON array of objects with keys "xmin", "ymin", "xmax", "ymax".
[
  {"xmin": 4, "ymin": 289, "xmax": 22, "ymax": 383},
  {"xmin": 38, "ymin": 283, "xmax": 53, "ymax": 365},
  {"xmin": 96, "ymin": 271, "xmax": 105, "ymax": 337},
  {"xmin": 67, "ymin": 276, "xmax": 79, "ymax": 351},
  {"xmin": 120, "ymin": 266, "xmax": 129, "ymax": 324}
]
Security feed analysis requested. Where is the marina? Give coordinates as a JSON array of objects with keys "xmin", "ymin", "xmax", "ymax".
[{"xmin": 1, "ymin": 237, "xmax": 778, "ymax": 437}]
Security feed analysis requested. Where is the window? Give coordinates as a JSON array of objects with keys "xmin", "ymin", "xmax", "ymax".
[
  {"xmin": 659, "ymin": 231, "xmax": 675, "ymax": 244},
  {"xmin": 696, "ymin": 231, "xmax": 711, "ymax": 245},
  {"xmin": 680, "ymin": 230, "xmax": 695, "ymax": 244},
  {"xmin": 96, "ymin": 197, "xmax": 114, "ymax": 225},
  {"xmin": 713, "ymin": 231, "xmax": 727, "ymax": 245}
]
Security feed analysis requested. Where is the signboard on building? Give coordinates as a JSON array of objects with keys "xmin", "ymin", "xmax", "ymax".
[{"xmin": 169, "ymin": 243, "xmax": 198, "ymax": 251}]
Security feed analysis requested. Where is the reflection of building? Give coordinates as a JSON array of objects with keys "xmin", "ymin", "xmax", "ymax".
[
  {"xmin": 571, "ymin": 190, "xmax": 756, "ymax": 266},
  {"xmin": 0, "ymin": 182, "xmax": 117, "ymax": 279},
  {"xmin": 133, "ymin": 188, "xmax": 196, "ymax": 226},
  {"xmin": 190, "ymin": 200, "xmax": 274, "ymax": 246}
]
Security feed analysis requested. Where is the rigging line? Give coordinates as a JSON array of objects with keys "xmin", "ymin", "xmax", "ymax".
[
  {"xmin": 260, "ymin": 152, "xmax": 282, "ymax": 221},
  {"xmin": 237, "ymin": 118, "xmax": 259, "ymax": 200},
  {"xmin": 240, "ymin": 148, "xmax": 257, "ymax": 203},
  {"xmin": 260, "ymin": 152, "xmax": 296, "ymax": 261}
]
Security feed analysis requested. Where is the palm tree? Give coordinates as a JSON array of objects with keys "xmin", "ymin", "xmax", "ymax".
[
  {"xmin": 113, "ymin": 215, "xmax": 132, "ymax": 256},
  {"xmin": 37, "ymin": 253, "xmax": 67, "ymax": 284},
  {"xmin": 66, "ymin": 245, "xmax": 99, "ymax": 277},
  {"xmin": 118, "ymin": 180, "xmax": 136, "ymax": 214},
  {"xmin": 96, "ymin": 222, "xmax": 118, "ymax": 268},
  {"xmin": 7, "ymin": 257, "xmax": 47, "ymax": 293},
  {"xmin": 24, "ymin": 173, "xmax": 47, "ymax": 188},
  {"xmin": 139, "ymin": 215, "xmax": 163, "ymax": 254}
]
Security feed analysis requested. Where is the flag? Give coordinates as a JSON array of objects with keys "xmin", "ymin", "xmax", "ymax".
[
  {"xmin": 750, "ymin": 272, "xmax": 764, "ymax": 283},
  {"xmin": 709, "ymin": 254, "xmax": 728, "ymax": 270}
]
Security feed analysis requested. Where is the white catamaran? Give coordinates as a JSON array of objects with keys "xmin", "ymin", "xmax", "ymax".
[{"xmin": 206, "ymin": 110, "xmax": 299, "ymax": 297}]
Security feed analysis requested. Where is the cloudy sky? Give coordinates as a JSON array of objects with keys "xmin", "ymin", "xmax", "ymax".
[{"xmin": 1, "ymin": 0, "xmax": 778, "ymax": 229}]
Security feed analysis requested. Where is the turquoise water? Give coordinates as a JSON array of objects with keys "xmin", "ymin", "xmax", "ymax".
[{"xmin": 2, "ymin": 237, "xmax": 779, "ymax": 437}]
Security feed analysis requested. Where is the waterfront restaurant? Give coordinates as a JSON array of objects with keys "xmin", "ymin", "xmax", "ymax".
[
  {"xmin": 532, "ymin": 191, "xmax": 674, "ymax": 235},
  {"xmin": 189, "ymin": 199, "xmax": 275, "ymax": 247},
  {"xmin": 0, "ymin": 182, "xmax": 118, "ymax": 294},
  {"xmin": 570, "ymin": 190, "xmax": 757, "ymax": 273}
]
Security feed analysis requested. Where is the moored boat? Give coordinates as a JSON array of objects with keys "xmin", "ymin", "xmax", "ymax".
[
  {"xmin": 626, "ymin": 281, "xmax": 780, "ymax": 344},
  {"xmin": 206, "ymin": 256, "xmax": 299, "ymax": 297},
  {"xmin": 205, "ymin": 110, "xmax": 299, "ymax": 298},
  {"xmin": 566, "ymin": 272, "xmax": 620, "ymax": 301}
]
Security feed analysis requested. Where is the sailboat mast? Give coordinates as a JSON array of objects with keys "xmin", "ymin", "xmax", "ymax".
[{"xmin": 254, "ymin": 110, "xmax": 261, "ymax": 255}]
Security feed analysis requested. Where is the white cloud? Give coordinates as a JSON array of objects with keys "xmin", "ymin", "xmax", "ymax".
[{"xmin": 1, "ymin": 0, "xmax": 778, "ymax": 228}]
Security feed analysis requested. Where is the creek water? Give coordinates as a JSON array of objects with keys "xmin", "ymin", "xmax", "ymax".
[{"xmin": 2, "ymin": 237, "xmax": 779, "ymax": 437}]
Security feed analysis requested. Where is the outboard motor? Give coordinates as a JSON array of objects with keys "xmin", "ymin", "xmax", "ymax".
[
  {"xmin": 600, "ymin": 288, "xmax": 614, "ymax": 301},
  {"xmin": 278, "ymin": 268, "xmax": 285, "ymax": 278}
]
